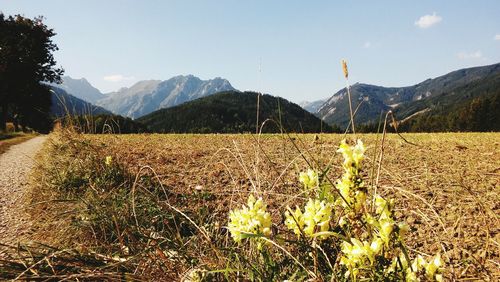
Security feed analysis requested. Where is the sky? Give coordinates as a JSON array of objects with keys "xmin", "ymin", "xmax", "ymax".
[{"xmin": 1, "ymin": 0, "xmax": 499, "ymax": 103}]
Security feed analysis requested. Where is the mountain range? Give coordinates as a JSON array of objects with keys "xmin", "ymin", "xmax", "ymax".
[
  {"xmin": 53, "ymin": 63, "xmax": 499, "ymax": 132},
  {"xmin": 307, "ymin": 63, "xmax": 500, "ymax": 128},
  {"xmin": 54, "ymin": 75, "xmax": 235, "ymax": 119},
  {"xmin": 53, "ymin": 76, "xmax": 105, "ymax": 103}
]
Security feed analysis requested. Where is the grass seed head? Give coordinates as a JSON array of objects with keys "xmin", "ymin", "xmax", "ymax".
[{"xmin": 341, "ymin": 59, "xmax": 349, "ymax": 79}]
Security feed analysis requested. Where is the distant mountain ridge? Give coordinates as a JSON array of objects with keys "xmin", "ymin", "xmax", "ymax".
[
  {"xmin": 137, "ymin": 90, "xmax": 336, "ymax": 133},
  {"xmin": 314, "ymin": 63, "xmax": 500, "ymax": 128},
  {"xmin": 299, "ymin": 99, "xmax": 327, "ymax": 113},
  {"xmin": 52, "ymin": 76, "xmax": 105, "ymax": 103},
  {"xmin": 49, "ymin": 86, "xmax": 111, "ymax": 117},
  {"xmin": 55, "ymin": 75, "xmax": 236, "ymax": 119},
  {"xmin": 96, "ymin": 75, "xmax": 235, "ymax": 119}
]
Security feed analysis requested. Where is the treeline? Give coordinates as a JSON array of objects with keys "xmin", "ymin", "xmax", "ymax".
[
  {"xmin": 354, "ymin": 93, "xmax": 500, "ymax": 133},
  {"xmin": 61, "ymin": 114, "xmax": 147, "ymax": 134},
  {"xmin": 399, "ymin": 94, "xmax": 500, "ymax": 132},
  {"xmin": 137, "ymin": 91, "xmax": 340, "ymax": 134}
]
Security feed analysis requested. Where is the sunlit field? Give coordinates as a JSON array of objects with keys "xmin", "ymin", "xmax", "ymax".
[{"xmin": 18, "ymin": 131, "xmax": 498, "ymax": 280}]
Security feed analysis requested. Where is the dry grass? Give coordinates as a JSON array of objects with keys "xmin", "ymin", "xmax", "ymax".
[
  {"xmin": 100, "ymin": 132, "xmax": 499, "ymax": 280},
  {"xmin": 10, "ymin": 131, "xmax": 499, "ymax": 280},
  {"xmin": 0, "ymin": 133, "xmax": 37, "ymax": 155}
]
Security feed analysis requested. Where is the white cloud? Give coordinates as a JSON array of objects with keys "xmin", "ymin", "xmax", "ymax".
[
  {"xmin": 457, "ymin": 51, "xmax": 483, "ymax": 60},
  {"xmin": 494, "ymin": 34, "xmax": 500, "ymax": 41},
  {"xmin": 415, "ymin": 12, "xmax": 442, "ymax": 29},
  {"xmin": 103, "ymin": 74, "xmax": 135, "ymax": 82},
  {"xmin": 363, "ymin": 41, "xmax": 372, "ymax": 48}
]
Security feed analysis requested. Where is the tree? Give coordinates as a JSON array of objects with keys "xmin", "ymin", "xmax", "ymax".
[{"xmin": 0, "ymin": 13, "xmax": 63, "ymax": 133}]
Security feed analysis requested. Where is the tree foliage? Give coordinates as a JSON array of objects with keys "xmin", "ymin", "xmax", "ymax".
[
  {"xmin": 356, "ymin": 73, "xmax": 500, "ymax": 133},
  {"xmin": 0, "ymin": 13, "xmax": 63, "ymax": 133},
  {"xmin": 137, "ymin": 91, "xmax": 340, "ymax": 133},
  {"xmin": 398, "ymin": 93, "xmax": 500, "ymax": 132}
]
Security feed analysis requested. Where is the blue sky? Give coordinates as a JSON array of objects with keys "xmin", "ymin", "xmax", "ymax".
[{"xmin": 1, "ymin": 0, "xmax": 499, "ymax": 103}]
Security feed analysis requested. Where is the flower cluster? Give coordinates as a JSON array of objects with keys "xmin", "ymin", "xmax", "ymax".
[
  {"xmin": 365, "ymin": 195, "xmax": 397, "ymax": 245},
  {"xmin": 340, "ymin": 237, "xmax": 384, "ymax": 278},
  {"xmin": 335, "ymin": 139, "xmax": 366, "ymax": 211},
  {"xmin": 299, "ymin": 169, "xmax": 319, "ymax": 191},
  {"xmin": 226, "ymin": 139, "xmax": 445, "ymax": 281},
  {"xmin": 228, "ymin": 195, "xmax": 272, "ymax": 243},
  {"xmin": 337, "ymin": 139, "xmax": 365, "ymax": 171},
  {"xmin": 389, "ymin": 252, "xmax": 444, "ymax": 282},
  {"xmin": 284, "ymin": 198, "xmax": 332, "ymax": 239}
]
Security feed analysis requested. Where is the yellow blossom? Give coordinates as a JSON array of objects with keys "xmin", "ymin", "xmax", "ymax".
[
  {"xmin": 337, "ymin": 139, "xmax": 366, "ymax": 171},
  {"xmin": 335, "ymin": 139, "xmax": 367, "ymax": 213},
  {"xmin": 337, "ymin": 140, "xmax": 354, "ymax": 169},
  {"xmin": 303, "ymin": 198, "xmax": 332, "ymax": 237},
  {"xmin": 405, "ymin": 270, "xmax": 418, "ymax": 282},
  {"xmin": 228, "ymin": 195, "xmax": 272, "ymax": 243},
  {"xmin": 284, "ymin": 206, "xmax": 304, "ymax": 237},
  {"xmin": 340, "ymin": 237, "xmax": 384, "ymax": 278},
  {"xmin": 336, "ymin": 177, "xmax": 352, "ymax": 207},
  {"xmin": 299, "ymin": 169, "xmax": 319, "ymax": 190},
  {"xmin": 284, "ymin": 198, "xmax": 332, "ymax": 239},
  {"xmin": 425, "ymin": 253, "xmax": 443, "ymax": 280},
  {"xmin": 375, "ymin": 195, "xmax": 390, "ymax": 216},
  {"xmin": 379, "ymin": 220, "xmax": 394, "ymax": 245},
  {"xmin": 369, "ymin": 237, "xmax": 383, "ymax": 255},
  {"xmin": 411, "ymin": 254, "xmax": 427, "ymax": 272},
  {"xmin": 340, "ymin": 238, "xmax": 366, "ymax": 267},
  {"xmin": 105, "ymin": 156, "xmax": 112, "ymax": 166}
]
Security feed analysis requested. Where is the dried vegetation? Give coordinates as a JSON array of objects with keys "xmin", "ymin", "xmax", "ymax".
[{"xmin": 1, "ymin": 130, "xmax": 498, "ymax": 280}]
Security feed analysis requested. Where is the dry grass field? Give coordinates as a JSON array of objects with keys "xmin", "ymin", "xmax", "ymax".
[
  {"xmin": 105, "ymin": 133, "xmax": 500, "ymax": 279},
  {"xmin": 12, "ymin": 132, "xmax": 499, "ymax": 280}
]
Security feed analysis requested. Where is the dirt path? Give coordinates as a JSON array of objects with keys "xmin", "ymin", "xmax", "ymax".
[{"xmin": 0, "ymin": 136, "xmax": 46, "ymax": 254}]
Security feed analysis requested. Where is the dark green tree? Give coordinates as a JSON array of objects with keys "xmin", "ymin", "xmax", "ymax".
[{"xmin": 0, "ymin": 13, "xmax": 63, "ymax": 132}]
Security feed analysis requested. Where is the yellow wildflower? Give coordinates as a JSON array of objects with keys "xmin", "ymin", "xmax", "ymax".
[
  {"xmin": 369, "ymin": 237, "xmax": 384, "ymax": 255},
  {"xmin": 336, "ymin": 177, "xmax": 353, "ymax": 207},
  {"xmin": 337, "ymin": 140, "xmax": 354, "ymax": 169},
  {"xmin": 340, "ymin": 238, "xmax": 366, "ymax": 267},
  {"xmin": 284, "ymin": 206, "xmax": 304, "ymax": 237},
  {"xmin": 352, "ymin": 139, "xmax": 365, "ymax": 167},
  {"xmin": 228, "ymin": 195, "xmax": 272, "ymax": 243},
  {"xmin": 337, "ymin": 139, "xmax": 366, "ymax": 171},
  {"xmin": 299, "ymin": 169, "xmax": 319, "ymax": 190},
  {"xmin": 379, "ymin": 220, "xmax": 394, "ymax": 245},
  {"xmin": 375, "ymin": 195, "xmax": 389, "ymax": 215},
  {"xmin": 425, "ymin": 253, "xmax": 443, "ymax": 280},
  {"xmin": 105, "ymin": 156, "xmax": 112, "ymax": 166},
  {"xmin": 340, "ymin": 237, "xmax": 385, "ymax": 278},
  {"xmin": 284, "ymin": 198, "xmax": 332, "ymax": 239},
  {"xmin": 303, "ymin": 198, "xmax": 332, "ymax": 237},
  {"xmin": 411, "ymin": 254, "xmax": 426, "ymax": 272},
  {"xmin": 405, "ymin": 270, "xmax": 418, "ymax": 282}
]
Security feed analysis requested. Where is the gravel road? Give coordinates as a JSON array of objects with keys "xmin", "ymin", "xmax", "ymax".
[{"xmin": 0, "ymin": 136, "xmax": 47, "ymax": 252}]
